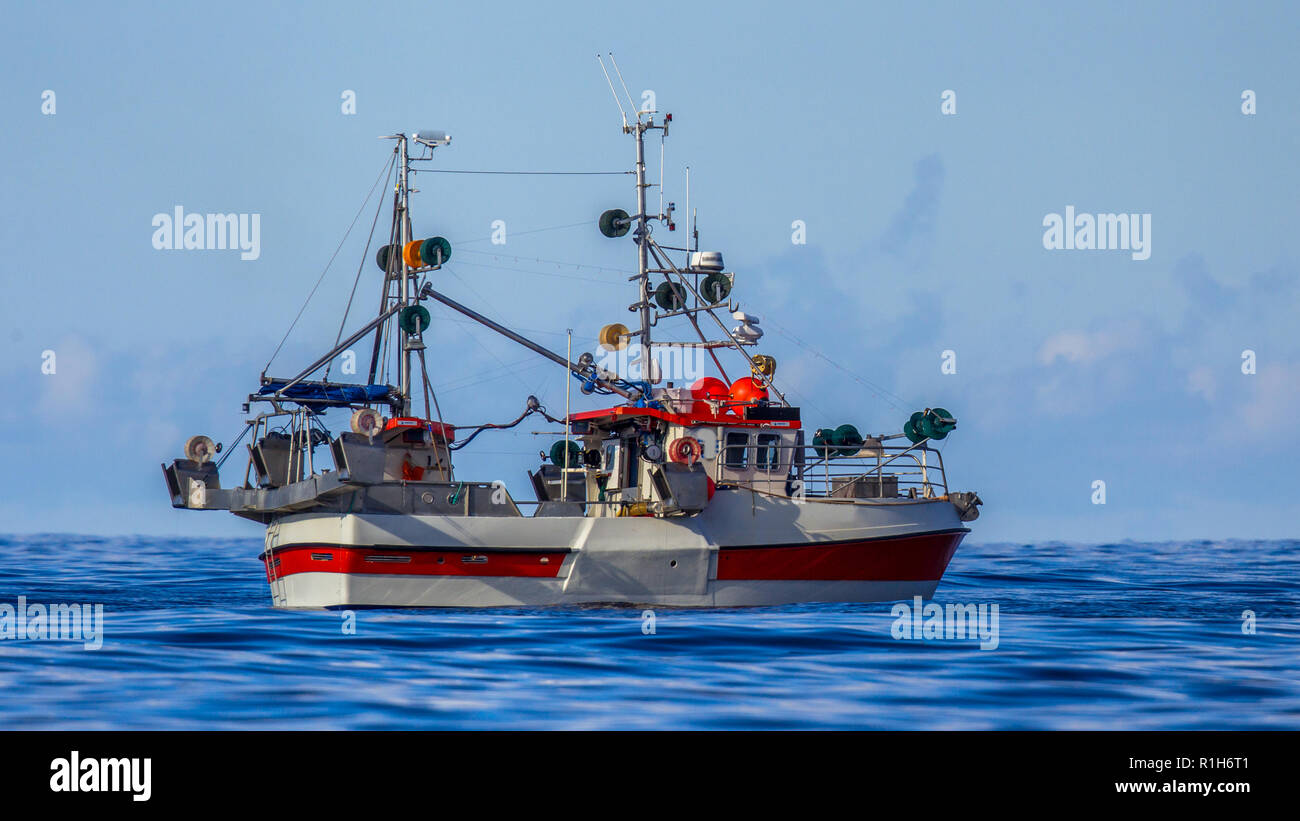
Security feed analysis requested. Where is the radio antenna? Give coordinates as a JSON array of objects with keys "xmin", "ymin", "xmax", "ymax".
[
  {"xmin": 685, "ymin": 165, "xmax": 692, "ymax": 250},
  {"xmin": 659, "ymin": 132, "xmax": 665, "ymax": 217},
  {"xmin": 596, "ymin": 54, "xmax": 629, "ymax": 130},
  {"xmin": 608, "ymin": 53, "xmax": 640, "ymax": 122}
]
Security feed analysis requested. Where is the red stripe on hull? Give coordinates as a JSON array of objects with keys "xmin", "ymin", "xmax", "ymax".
[
  {"xmin": 265, "ymin": 546, "xmax": 567, "ymax": 580},
  {"xmin": 716, "ymin": 531, "xmax": 964, "ymax": 581}
]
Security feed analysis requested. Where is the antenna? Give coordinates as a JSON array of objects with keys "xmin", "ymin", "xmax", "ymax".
[
  {"xmin": 608, "ymin": 53, "xmax": 640, "ymax": 121},
  {"xmin": 659, "ymin": 132, "xmax": 665, "ymax": 218},
  {"xmin": 563, "ymin": 328, "xmax": 572, "ymax": 502},
  {"xmin": 596, "ymin": 55, "xmax": 629, "ymax": 130},
  {"xmin": 684, "ymin": 166, "xmax": 698, "ymax": 252}
]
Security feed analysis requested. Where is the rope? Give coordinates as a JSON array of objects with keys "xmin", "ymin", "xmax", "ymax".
[
  {"xmin": 424, "ymin": 169, "xmax": 632, "ymax": 176},
  {"xmin": 326, "ymin": 152, "xmax": 396, "ymax": 381},
  {"xmin": 448, "ymin": 396, "xmax": 564, "ymax": 451},
  {"xmin": 452, "ymin": 258, "xmax": 629, "ymax": 285},
  {"xmin": 438, "ymin": 270, "xmax": 540, "ymax": 396},
  {"xmin": 447, "ymin": 482, "xmax": 467, "ymax": 505},
  {"xmin": 450, "ymin": 220, "xmax": 600, "ymax": 246},
  {"xmin": 263, "ymin": 152, "xmax": 396, "ymax": 375},
  {"xmin": 418, "ymin": 350, "xmax": 446, "ymax": 430},
  {"xmin": 765, "ymin": 319, "xmax": 913, "ymax": 412}
]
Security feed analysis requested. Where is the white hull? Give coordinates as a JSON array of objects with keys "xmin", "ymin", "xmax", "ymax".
[
  {"xmin": 262, "ymin": 488, "xmax": 967, "ymax": 608},
  {"xmin": 277, "ymin": 571, "xmax": 941, "ymax": 608}
]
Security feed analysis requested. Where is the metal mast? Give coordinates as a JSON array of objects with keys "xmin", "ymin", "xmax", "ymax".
[
  {"xmin": 633, "ymin": 119, "xmax": 651, "ymax": 354},
  {"xmin": 397, "ymin": 133, "xmax": 413, "ymax": 415}
]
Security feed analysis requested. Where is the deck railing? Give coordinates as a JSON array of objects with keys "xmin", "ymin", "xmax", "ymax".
[{"xmin": 727, "ymin": 439, "xmax": 949, "ymax": 501}]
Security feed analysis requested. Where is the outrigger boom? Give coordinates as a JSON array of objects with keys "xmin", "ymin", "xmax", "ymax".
[{"xmin": 418, "ymin": 283, "xmax": 639, "ymax": 401}]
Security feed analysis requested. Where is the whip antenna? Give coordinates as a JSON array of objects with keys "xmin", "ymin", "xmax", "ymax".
[
  {"xmin": 596, "ymin": 55, "xmax": 629, "ymax": 130},
  {"xmin": 659, "ymin": 132, "xmax": 665, "ymax": 217},
  {"xmin": 608, "ymin": 52, "xmax": 640, "ymax": 122}
]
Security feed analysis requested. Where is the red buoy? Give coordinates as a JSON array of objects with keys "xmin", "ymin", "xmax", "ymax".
[
  {"xmin": 729, "ymin": 376, "xmax": 769, "ymax": 404},
  {"xmin": 690, "ymin": 376, "xmax": 729, "ymax": 401}
]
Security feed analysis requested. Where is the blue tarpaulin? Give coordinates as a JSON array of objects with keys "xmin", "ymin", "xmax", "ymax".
[{"xmin": 258, "ymin": 381, "xmax": 392, "ymax": 408}]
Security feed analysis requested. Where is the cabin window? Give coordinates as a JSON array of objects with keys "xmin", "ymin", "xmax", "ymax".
[
  {"xmin": 756, "ymin": 433, "xmax": 781, "ymax": 472},
  {"xmin": 724, "ymin": 431, "xmax": 749, "ymax": 469}
]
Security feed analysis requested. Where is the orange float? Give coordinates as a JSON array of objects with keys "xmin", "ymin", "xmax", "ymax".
[
  {"xmin": 690, "ymin": 376, "xmax": 729, "ymax": 401},
  {"xmin": 689, "ymin": 376, "xmax": 731, "ymax": 417},
  {"xmin": 402, "ymin": 240, "xmax": 425, "ymax": 268},
  {"xmin": 729, "ymin": 376, "xmax": 769, "ymax": 404}
]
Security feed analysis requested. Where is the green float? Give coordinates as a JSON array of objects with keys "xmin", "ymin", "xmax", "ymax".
[
  {"xmin": 654, "ymin": 281, "xmax": 688, "ymax": 311},
  {"xmin": 831, "ymin": 423, "xmax": 864, "ymax": 456},
  {"xmin": 399, "ymin": 305, "xmax": 431, "ymax": 334},
  {"xmin": 599, "ymin": 209, "xmax": 631, "ymax": 238},
  {"xmin": 420, "ymin": 236, "xmax": 451, "ymax": 266},
  {"xmin": 549, "ymin": 439, "xmax": 582, "ymax": 468},
  {"xmin": 700, "ymin": 272, "xmax": 731, "ymax": 304},
  {"xmin": 812, "ymin": 425, "xmax": 863, "ymax": 458},
  {"xmin": 904, "ymin": 408, "xmax": 956, "ymax": 443}
]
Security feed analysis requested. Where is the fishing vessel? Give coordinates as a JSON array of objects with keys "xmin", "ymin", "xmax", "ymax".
[{"xmin": 161, "ymin": 73, "xmax": 982, "ymax": 609}]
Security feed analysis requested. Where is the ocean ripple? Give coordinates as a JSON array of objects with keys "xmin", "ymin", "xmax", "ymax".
[{"xmin": 0, "ymin": 535, "xmax": 1295, "ymax": 729}]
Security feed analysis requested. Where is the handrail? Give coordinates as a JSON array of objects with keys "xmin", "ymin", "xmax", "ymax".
[{"xmin": 714, "ymin": 440, "xmax": 949, "ymax": 499}]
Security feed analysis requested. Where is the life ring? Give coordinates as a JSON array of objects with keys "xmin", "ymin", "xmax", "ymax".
[{"xmin": 667, "ymin": 436, "xmax": 702, "ymax": 465}]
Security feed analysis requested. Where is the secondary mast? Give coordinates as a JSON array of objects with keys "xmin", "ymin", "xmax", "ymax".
[
  {"xmin": 633, "ymin": 115, "xmax": 651, "ymax": 356},
  {"xmin": 397, "ymin": 133, "xmax": 413, "ymax": 414}
]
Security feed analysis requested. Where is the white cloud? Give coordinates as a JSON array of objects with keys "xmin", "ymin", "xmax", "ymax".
[
  {"xmin": 1235, "ymin": 362, "xmax": 1300, "ymax": 437},
  {"xmin": 1037, "ymin": 322, "xmax": 1144, "ymax": 366},
  {"xmin": 37, "ymin": 336, "xmax": 99, "ymax": 420},
  {"xmin": 1186, "ymin": 365, "xmax": 1216, "ymax": 401}
]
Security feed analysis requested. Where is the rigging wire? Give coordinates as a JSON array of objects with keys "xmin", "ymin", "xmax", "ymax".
[
  {"xmin": 764, "ymin": 319, "xmax": 914, "ymax": 411},
  {"xmin": 379, "ymin": 308, "xmax": 391, "ymax": 385},
  {"xmin": 423, "ymin": 169, "xmax": 632, "ymax": 176},
  {"xmin": 450, "ymin": 220, "xmax": 599, "ymax": 246},
  {"xmin": 432, "ymin": 358, "xmax": 538, "ymax": 393},
  {"xmin": 452, "ymin": 259, "xmax": 628, "ymax": 285},
  {"xmin": 325, "ymin": 152, "xmax": 397, "ymax": 382},
  {"xmin": 457, "ymin": 245, "xmax": 637, "ymax": 273},
  {"xmin": 263, "ymin": 152, "xmax": 397, "ymax": 376},
  {"xmin": 418, "ymin": 350, "xmax": 446, "ymax": 431},
  {"xmin": 425, "ymin": 313, "xmax": 572, "ymax": 341},
  {"xmin": 431, "ymin": 274, "xmax": 542, "ymax": 396}
]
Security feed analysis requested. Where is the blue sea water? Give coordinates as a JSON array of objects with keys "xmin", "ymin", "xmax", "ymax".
[{"xmin": 0, "ymin": 534, "xmax": 1295, "ymax": 730}]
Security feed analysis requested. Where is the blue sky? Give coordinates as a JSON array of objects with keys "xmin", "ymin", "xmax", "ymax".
[{"xmin": 1, "ymin": 1, "xmax": 1296, "ymax": 542}]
